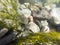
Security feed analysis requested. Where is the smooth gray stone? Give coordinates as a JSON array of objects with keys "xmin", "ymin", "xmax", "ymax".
[
  {"xmin": 50, "ymin": 8, "xmax": 60, "ymax": 25},
  {"xmin": 28, "ymin": 22, "xmax": 40, "ymax": 33},
  {"xmin": 0, "ymin": 28, "xmax": 8, "ymax": 38}
]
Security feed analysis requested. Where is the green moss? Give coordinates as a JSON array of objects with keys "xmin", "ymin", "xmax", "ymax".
[{"xmin": 9, "ymin": 31, "xmax": 60, "ymax": 45}]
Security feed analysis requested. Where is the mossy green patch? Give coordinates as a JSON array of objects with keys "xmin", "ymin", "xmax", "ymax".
[{"xmin": 9, "ymin": 31, "xmax": 60, "ymax": 45}]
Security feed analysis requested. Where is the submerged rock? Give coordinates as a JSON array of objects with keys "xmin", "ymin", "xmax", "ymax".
[
  {"xmin": 40, "ymin": 20, "xmax": 50, "ymax": 33},
  {"xmin": 50, "ymin": 8, "xmax": 60, "ymax": 25},
  {"xmin": 28, "ymin": 22, "xmax": 40, "ymax": 33}
]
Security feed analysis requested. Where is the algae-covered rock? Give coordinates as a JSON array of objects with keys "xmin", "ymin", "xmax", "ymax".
[{"xmin": 0, "ymin": 0, "xmax": 21, "ymax": 30}]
